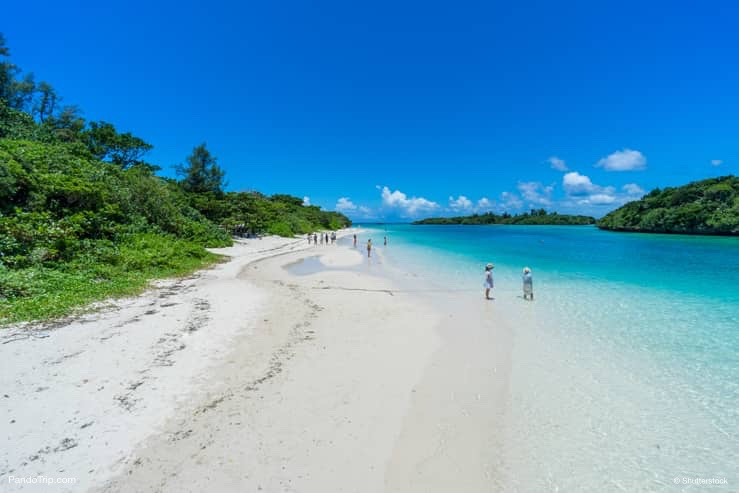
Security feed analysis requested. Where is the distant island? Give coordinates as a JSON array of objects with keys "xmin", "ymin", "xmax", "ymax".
[
  {"xmin": 597, "ymin": 176, "xmax": 738, "ymax": 235},
  {"xmin": 413, "ymin": 209, "xmax": 596, "ymax": 225}
]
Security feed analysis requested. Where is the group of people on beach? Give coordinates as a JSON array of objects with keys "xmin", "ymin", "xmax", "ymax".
[
  {"xmin": 352, "ymin": 233, "xmax": 387, "ymax": 258},
  {"xmin": 484, "ymin": 263, "xmax": 533, "ymax": 301},
  {"xmin": 307, "ymin": 231, "xmax": 337, "ymax": 245}
]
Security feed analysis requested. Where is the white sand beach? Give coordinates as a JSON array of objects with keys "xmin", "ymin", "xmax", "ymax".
[{"xmin": 3, "ymin": 231, "xmax": 521, "ymax": 492}]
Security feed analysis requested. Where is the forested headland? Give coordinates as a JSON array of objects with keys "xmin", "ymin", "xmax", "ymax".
[
  {"xmin": 0, "ymin": 33, "xmax": 349, "ymax": 323},
  {"xmin": 596, "ymin": 176, "xmax": 739, "ymax": 235},
  {"xmin": 413, "ymin": 209, "xmax": 596, "ymax": 225}
]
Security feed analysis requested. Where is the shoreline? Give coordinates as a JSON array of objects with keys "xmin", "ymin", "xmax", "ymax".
[
  {"xmin": 4, "ymin": 228, "xmax": 477, "ymax": 492},
  {"xmin": 5, "ymin": 224, "xmax": 729, "ymax": 490},
  {"xmin": 93, "ymin": 232, "xmax": 521, "ymax": 492}
]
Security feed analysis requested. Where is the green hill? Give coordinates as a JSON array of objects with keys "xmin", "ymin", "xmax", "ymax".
[
  {"xmin": 596, "ymin": 176, "xmax": 739, "ymax": 235},
  {"xmin": 413, "ymin": 209, "xmax": 595, "ymax": 225}
]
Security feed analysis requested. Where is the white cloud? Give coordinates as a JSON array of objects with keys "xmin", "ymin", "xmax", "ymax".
[
  {"xmin": 585, "ymin": 193, "xmax": 617, "ymax": 205},
  {"xmin": 517, "ymin": 181, "xmax": 553, "ymax": 206},
  {"xmin": 596, "ymin": 149, "xmax": 646, "ymax": 171},
  {"xmin": 562, "ymin": 171, "xmax": 596, "ymax": 195},
  {"xmin": 335, "ymin": 198, "xmax": 375, "ymax": 218},
  {"xmin": 335, "ymin": 197, "xmax": 357, "ymax": 212},
  {"xmin": 711, "ymin": 159, "xmax": 723, "ymax": 166},
  {"xmin": 449, "ymin": 195, "xmax": 473, "ymax": 211},
  {"xmin": 548, "ymin": 156, "xmax": 568, "ymax": 171},
  {"xmin": 302, "ymin": 196, "xmax": 310, "ymax": 206},
  {"xmin": 622, "ymin": 183, "xmax": 645, "ymax": 196},
  {"xmin": 500, "ymin": 191, "xmax": 524, "ymax": 211},
  {"xmin": 561, "ymin": 172, "xmax": 640, "ymax": 208},
  {"xmin": 476, "ymin": 197, "xmax": 493, "ymax": 211},
  {"xmin": 380, "ymin": 186, "xmax": 439, "ymax": 216}
]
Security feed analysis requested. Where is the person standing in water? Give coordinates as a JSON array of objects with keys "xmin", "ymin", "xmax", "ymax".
[
  {"xmin": 484, "ymin": 263, "xmax": 494, "ymax": 300},
  {"xmin": 367, "ymin": 239, "xmax": 372, "ymax": 258},
  {"xmin": 522, "ymin": 267, "xmax": 533, "ymax": 300},
  {"xmin": 383, "ymin": 236, "xmax": 387, "ymax": 246}
]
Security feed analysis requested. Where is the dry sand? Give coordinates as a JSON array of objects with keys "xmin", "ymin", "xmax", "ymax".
[
  {"xmin": 5, "ymin": 229, "xmax": 511, "ymax": 492},
  {"xmin": 1, "ymin": 235, "xmax": 310, "ymax": 490},
  {"xmin": 2, "ymin": 230, "xmax": 517, "ymax": 492}
]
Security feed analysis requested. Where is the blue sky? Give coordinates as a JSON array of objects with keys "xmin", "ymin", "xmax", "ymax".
[{"xmin": 4, "ymin": 0, "xmax": 738, "ymax": 220}]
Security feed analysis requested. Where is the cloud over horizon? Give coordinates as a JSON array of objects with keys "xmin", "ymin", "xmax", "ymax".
[
  {"xmin": 500, "ymin": 191, "xmax": 524, "ymax": 211},
  {"xmin": 562, "ymin": 171, "xmax": 597, "ymax": 195},
  {"xmin": 449, "ymin": 195, "xmax": 473, "ymax": 212},
  {"xmin": 335, "ymin": 197, "xmax": 373, "ymax": 218},
  {"xmin": 517, "ymin": 181, "xmax": 554, "ymax": 206},
  {"xmin": 380, "ymin": 186, "xmax": 439, "ymax": 217},
  {"xmin": 477, "ymin": 197, "xmax": 493, "ymax": 212},
  {"xmin": 334, "ymin": 174, "xmax": 649, "ymax": 221},
  {"xmin": 559, "ymin": 171, "xmax": 646, "ymax": 209},
  {"xmin": 335, "ymin": 197, "xmax": 356, "ymax": 212},
  {"xmin": 596, "ymin": 149, "xmax": 647, "ymax": 171}
]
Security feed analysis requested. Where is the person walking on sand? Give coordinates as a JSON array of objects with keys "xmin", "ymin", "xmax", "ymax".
[
  {"xmin": 325, "ymin": 233, "xmax": 329, "ymax": 245},
  {"xmin": 313, "ymin": 233, "xmax": 318, "ymax": 244},
  {"xmin": 367, "ymin": 239, "xmax": 372, "ymax": 258},
  {"xmin": 522, "ymin": 267, "xmax": 533, "ymax": 300},
  {"xmin": 484, "ymin": 263, "xmax": 494, "ymax": 300},
  {"xmin": 307, "ymin": 233, "xmax": 312, "ymax": 245},
  {"xmin": 353, "ymin": 234, "xmax": 357, "ymax": 247}
]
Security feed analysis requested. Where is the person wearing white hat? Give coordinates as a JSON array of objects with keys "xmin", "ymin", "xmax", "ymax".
[
  {"xmin": 522, "ymin": 267, "xmax": 533, "ymax": 300},
  {"xmin": 484, "ymin": 263, "xmax": 494, "ymax": 300}
]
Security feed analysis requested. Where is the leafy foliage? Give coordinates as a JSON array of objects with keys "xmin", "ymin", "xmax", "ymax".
[
  {"xmin": 175, "ymin": 143, "xmax": 226, "ymax": 194},
  {"xmin": 596, "ymin": 176, "xmax": 739, "ymax": 235},
  {"xmin": 0, "ymin": 233, "xmax": 221, "ymax": 323},
  {"xmin": 0, "ymin": 32, "xmax": 350, "ymax": 323},
  {"xmin": 413, "ymin": 209, "xmax": 595, "ymax": 225},
  {"xmin": 82, "ymin": 120, "xmax": 154, "ymax": 168}
]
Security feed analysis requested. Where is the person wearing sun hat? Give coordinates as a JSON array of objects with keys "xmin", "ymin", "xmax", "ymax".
[
  {"xmin": 484, "ymin": 263, "xmax": 494, "ymax": 300},
  {"xmin": 522, "ymin": 266, "xmax": 533, "ymax": 300}
]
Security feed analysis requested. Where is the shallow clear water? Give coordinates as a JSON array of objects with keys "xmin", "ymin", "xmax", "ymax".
[{"xmin": 360, "ymin": 224, "xmax": 739, "ymax": 490}]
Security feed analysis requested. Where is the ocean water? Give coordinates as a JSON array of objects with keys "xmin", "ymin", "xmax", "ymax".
[{"xmin": 359, "ymin": 224, "xmax": 739, "ymax": 490}]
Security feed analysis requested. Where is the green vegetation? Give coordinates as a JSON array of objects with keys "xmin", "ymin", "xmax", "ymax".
[
  {"xmin": 0, "ymin": 33, "xmax": 349, "ymax": 323},
  {"xmin": 597, "ymin": 176, "xmax": 739, "ymax": 235},
  {"xmin": 413, "ymin": 209, "xmax": 595, "ymax": 225}
]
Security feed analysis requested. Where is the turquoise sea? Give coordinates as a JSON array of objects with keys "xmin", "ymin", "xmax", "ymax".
[{"xmin": 360, "ymin": 224, "xmax": 738, "ymax": 490}]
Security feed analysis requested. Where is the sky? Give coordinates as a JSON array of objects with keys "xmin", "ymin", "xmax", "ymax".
[{"xmin": 4, "ymin": 0, "xmax": 738, "ymax": 220}]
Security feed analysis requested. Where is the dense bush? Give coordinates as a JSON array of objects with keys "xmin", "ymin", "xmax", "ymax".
[
  {"xmin": 0, "ymin": 32, "xmax": 350, "ymax": 323},
  {"xmin": 0, "ymin": 233, "xmax": 221, "ymax": 323}
]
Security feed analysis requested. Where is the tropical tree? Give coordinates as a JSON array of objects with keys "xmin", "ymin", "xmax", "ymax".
[
  {"xmin": 0, "ymin": 33, "xmax": 19, "ymax": 104},
  {"xmin": 81, "ymin": 120, "xmax": 152, "ymax": 168},
  {"xmin": 33, "ymin": 81, "xmax": 57, "ymax": 122},
  {"xmin": 176, "ymin": 143, "xmax": 226, "ymax": 195}
]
